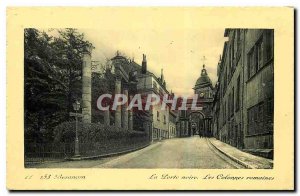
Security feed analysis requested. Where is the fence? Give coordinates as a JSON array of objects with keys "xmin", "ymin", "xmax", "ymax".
[
  {"xmin": 25, "ymin": 135, "xmax": 149, "ymax": 164},
  {"xmin": 25, "ymin": 142, "xmax": 74, "ymax": 163}
]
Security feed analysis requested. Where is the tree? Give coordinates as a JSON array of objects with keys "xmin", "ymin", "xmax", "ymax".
[
  {"xmin": 24, "ymin": 28, "xmax": 94, "ymax": 142},
  {"xmin": 91, "ymin": 59, "xmax": 115, "ymax": 123},
  {"xmin": 52, "ymin": 29, "xmax": 94, "ymax": 117}
]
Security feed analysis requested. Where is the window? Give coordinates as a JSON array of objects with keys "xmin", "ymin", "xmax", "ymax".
[
  {"xmin": 247, "ymin": 105, "xmax": 257, "ymax": 135},
  {"xmin": 231, "ymin": 87, "xmax": 234, "ymax": 116},
  {"xmin": 264, "ymin": 98, "xmax": 274, "ymax": 132},
  {"xmin": 223, "ymin": 72, "xmax": 227, "ymax": 97},
  {"xmin": 248, "ymin": 48, "xmax": 257, "ymax": 79},
  {"xmin": 231, "ymin": 34, "xmax": 235, "ymax": 71},
  {"xmin": 157, "ymin": 111, "xmax": 160, "ymax": 121},
  {"xmin": 265, "ymin": 30, "xmax": 274, "ymax": 62},
  {"xmin": 181, "ymin": 110, "xmax": 187, "ymax": 118},
  {"xmin": 159, "ymin": 88, "xmax": 163, "ymax": 96},
  {"xmin": 258, "ymin": 102, "xmax": 264, "ymax": 133},
  {"xmin": 236, "ymin": 76, "xmax": 240, "ymax": 111},
  {"xmin": 228, "ymin": 46, "xmax": 232, "ymax": 76},
  {"xmin": 163, "ymin": 115, "xmax": 166, "ymax": 124},
  {"xmin": 223, "ymin": 101, "xmax": 226, "ymax": 125},
  {"xmin": 153, "ymin": 82, "xmax": 158, "ymax": 91},
  {"xmin": 247, "ymin": 100, "xmax": 274, "ymax": 135},
  {"xmin": 236, "ymin": 29, "xmax": 242, "ymax": 63},
  {"xmin": 236, "ymin": 29, "xmax": 241, "ymax": 52},
  {"xmin": 248, "ymin": 30, "xmax": 273, "ymax": 80},
  {"xmin": 227, "ymin": 95, "xmax": 231, "ymax": 120},
  {"xmin": 257, "ymin": 39, "xmax": 263, "ymax": 69},
  {"xmin": 225, "ymin": 68, "xmax": 228, "ymax": 87}
]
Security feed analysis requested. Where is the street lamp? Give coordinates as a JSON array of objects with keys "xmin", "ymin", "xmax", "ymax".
[{"xmin": 72, "ymin": 100, "xmax": 81, "ymax": 157}]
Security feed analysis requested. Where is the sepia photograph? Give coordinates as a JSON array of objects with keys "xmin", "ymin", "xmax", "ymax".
[
  {"xmin": 24, "ymin": 28, "xmax": 274, "ymax": 169},
  {"xmin": 6, "ymin": 7, "xmax": 294, "ymax": 190}
]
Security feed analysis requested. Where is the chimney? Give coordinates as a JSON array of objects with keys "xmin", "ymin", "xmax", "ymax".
[{"xmin": 142, "ymin": 54, "xmax": 147, "ymax": 74}]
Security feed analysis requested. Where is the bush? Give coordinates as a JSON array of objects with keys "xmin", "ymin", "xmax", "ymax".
[{"xmin": 53, "ymin": 121, "xmax": 148, "ymax": 143}]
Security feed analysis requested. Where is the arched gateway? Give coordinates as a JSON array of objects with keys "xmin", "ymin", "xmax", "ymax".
[
  {"xmin": 188, "ymin": 111, "xmax": 204, "ymax": 136},
  {"xmin": 176, "ymin": 64, "xmax": 214, "ymax": 137}
]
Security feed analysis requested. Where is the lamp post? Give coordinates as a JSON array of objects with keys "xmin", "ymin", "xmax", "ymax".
[{"xmin": 73, "ymin": 100, "xmax": 81, "ymax": 157}]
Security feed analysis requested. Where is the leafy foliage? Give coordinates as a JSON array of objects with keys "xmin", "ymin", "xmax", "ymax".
[
  {"xmin": 24, "ymin": 28, "xmax": 94, "ymax": 142},
  {"xmin": 53, "ymin": 121, "xmax": 147, "ymax": 143},
  {"xmin": 91, "ymin": 70, "xmax": 115, "ymax": 123}
]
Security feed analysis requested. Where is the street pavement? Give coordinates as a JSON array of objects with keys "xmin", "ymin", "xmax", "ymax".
[
  {"xmin": 28, "ymin": 137, "xmax": 243, "ymax": 169},
  {"xmin": 93, "ymin": 137, "xmax": 242, "ymax": 169}
]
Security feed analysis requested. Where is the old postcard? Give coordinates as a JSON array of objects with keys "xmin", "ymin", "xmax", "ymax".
[{"xmin": 6, "ymin": 7, "xmax": 294, "ymax": 190}]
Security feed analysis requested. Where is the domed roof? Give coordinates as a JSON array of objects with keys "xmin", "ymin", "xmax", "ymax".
[{"xmin": 194, "ymin": 64, "xmax": 212, "ymax": 88}]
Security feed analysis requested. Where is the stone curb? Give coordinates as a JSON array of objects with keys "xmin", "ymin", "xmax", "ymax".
[
  {"xmin": 25, "ymin": 142, "xmax": 154, "ymax": 165},
  {"xmin": 67, "ymin": 143, "xmax": 152, "ymax": 161},
  {"xmin": 207, "ymin": 138, "xmax": 255, "ymax": 169},
  {"xmin": 25, "ymin": 160, "xmax": 67, "ymax": 165},
  {"xmin": 93, "ymin": 142, "xmax": 162, "ymax": 168}
]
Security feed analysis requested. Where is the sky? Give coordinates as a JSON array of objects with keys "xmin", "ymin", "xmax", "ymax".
[
  {"xmin": 41, "ymin": 7, "xmax": 229, "ymax": 97},
  {"xmin": 79, "ymin": 28, "xmax": 227, "ymax": 97}
]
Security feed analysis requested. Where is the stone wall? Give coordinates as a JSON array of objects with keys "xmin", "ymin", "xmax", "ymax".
[{"xmin": 215, "ymin": 29, "xmax": 274, "ymax": 153}]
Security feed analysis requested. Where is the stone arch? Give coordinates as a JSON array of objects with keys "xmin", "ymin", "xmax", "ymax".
[
  {"xmin": 186, "ymin": 111, "xmax": 213, "ymax": 137},
  {"xmin": 187, "ymin": 111, "xmax": 205, "ymax": 136},
  {"xmin": 187, "ymin": 111, "xmax": 205, "ymax": 119}
]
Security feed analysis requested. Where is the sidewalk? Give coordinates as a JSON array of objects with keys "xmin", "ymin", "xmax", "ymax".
[
  {"xmin": 92, "ymin": 141, "xmax": 162, "ymax": 168},
  {"xmin": 208, "ymin": 138, "xmax": 273, "ymax": 169},
  {"xmin": 26, "ymin": 142, "xmax": 162, "ymax": 168}
]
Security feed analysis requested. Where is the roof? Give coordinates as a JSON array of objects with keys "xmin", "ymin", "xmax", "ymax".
[
  {"xmin": 194, "ymin": 65, "xmax": 212, "ymax": 89},
  {"xmin": 110, "ymin": 54, "xmax": 169, "ymax": 93}
]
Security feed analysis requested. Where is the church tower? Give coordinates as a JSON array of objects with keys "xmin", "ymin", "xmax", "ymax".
[{"xmin": 193, "ymin": 64, "xmax": 213, "ymax": 99}]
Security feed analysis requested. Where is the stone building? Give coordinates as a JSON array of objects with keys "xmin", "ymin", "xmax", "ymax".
[
  {"xmin": 135, "ymin": 63, "xmax": 174, "ymax": 141},
  {"xmin": 212, "ymin": 29, "xmax": 274, "ymax": 158},
  {"xmin": 169, "ymin": 110, "xmax": 177, "ymax": 138},
  {"xmin": 193, "ymin": 64, "xmax": 214, "ymax": 137},
  {"xmin": 107, "ymin": 52, "xmax": 144, "ymax": 131},
  {"xmin": 108, "ymin": 52, "xmax": 176, "ymax": 141},
  {"xmin": 213, "ymin": 29, "xmax": 245, "ymax": 149},
  {"xmin": 177, "ymin": 64, "xmax": 214, "ymax": 137}
]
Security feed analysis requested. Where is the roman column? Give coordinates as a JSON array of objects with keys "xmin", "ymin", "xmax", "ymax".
[
  {"xmin": 104, "ymin": 107, "xmax": 110, "ymax": 126},
  {"xmin": 114, "ymin": 77, "xmax": 122, "ymax": 128},
  {"xmin": 128, "ymin": 95, "xmax": 133, "ymax": 131},
  {"xmin": 82, "ymin": 50, "xmax": 92, "ymax": 123},
  {"xmin": 122, "ymin": 88, "xmax": 129, "ymax": 130}
]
